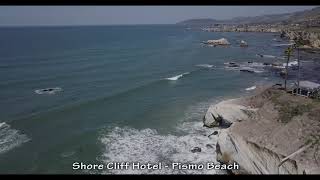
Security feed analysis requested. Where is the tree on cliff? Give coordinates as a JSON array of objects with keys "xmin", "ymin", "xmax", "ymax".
[
  {"xmin": 284, "ymin": 46, "xmax": 294, "ymax": 91},
  {"xmin": 294, "ymin": 39, "xmax": 303, "ymax": 94}
]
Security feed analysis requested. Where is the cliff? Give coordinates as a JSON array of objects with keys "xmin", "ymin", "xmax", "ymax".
[
  {"xmin": 204, "ymin": 86, "xmax": 320, "ymax": 174},
  {"xmin": 281, "ymin": 28, "xmax": 320, "ymax": 49}
]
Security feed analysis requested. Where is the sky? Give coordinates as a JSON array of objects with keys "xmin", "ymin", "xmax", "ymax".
[{"xmin": 0, "ymin": 6, "xmax": 317, "ymax": 26}]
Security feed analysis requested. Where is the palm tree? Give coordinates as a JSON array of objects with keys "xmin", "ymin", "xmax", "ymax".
[
  {"xmin": 284, "ymin": 46, "xmax": 293, "ymax": 91},
  {"xmin": 294, "ymin": 39, "xmax": 303, "ymax": 95}
]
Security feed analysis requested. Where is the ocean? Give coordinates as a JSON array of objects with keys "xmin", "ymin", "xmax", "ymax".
[{"xmin": 0, "ymin": 25, "xmax": 287, "ymax": 174}]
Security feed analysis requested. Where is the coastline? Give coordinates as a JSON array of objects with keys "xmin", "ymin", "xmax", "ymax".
[
  {"xmin": 202, "ymin": 85, "xmax": 320, "ymax": 174},
  {"xmin": 199, "ymin": 24, "xmax": 320, "ymax": 50}
]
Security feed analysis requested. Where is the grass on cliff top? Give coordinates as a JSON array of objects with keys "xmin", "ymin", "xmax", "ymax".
[
  {"xmin": 269, "ymin": 89, "xmax": 319, "ymax": 124},
  {"xmin": 304, "ymin": 27, "xmax": 320, "ymax": 33}
]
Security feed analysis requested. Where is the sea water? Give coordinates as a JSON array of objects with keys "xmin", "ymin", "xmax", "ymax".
[{"xmin": 0, "ymin": 25, "xmax": 287, "ymax": 174}]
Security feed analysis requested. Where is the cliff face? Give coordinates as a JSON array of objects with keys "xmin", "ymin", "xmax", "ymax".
[
  {"xmin": 281, "ymin": 29, "xmax": 320, "ymax": 48},
  {"xmin": 205, "ymin": 87, "xmax": 320, "ymax": 174},
  {"xmin": 216, "ymin": 129, "xmax": 300, "ymax": 174}
]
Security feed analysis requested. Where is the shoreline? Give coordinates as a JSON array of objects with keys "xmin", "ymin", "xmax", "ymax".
[
  {"xmin": 202, "ymin": 85, "xmax": 320, "ymax": 174},
  {"xmin": 198, "ymin": 25, "xmax": 320, "ymax": 50}
]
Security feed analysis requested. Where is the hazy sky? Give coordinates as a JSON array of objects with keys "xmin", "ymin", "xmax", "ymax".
[{"xmin": 0, "ymin": 6, "xmax": 317, "ymax": 26}]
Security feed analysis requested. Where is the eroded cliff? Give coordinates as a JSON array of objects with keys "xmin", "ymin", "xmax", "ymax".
[{"xmin": 204, "ymin": 86, "xmax": 320, "ymax": 174}]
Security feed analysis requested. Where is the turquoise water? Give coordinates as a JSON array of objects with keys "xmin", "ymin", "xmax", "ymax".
[{"xmin": 0, "ymin": 25, "xmax": 285, "ymax": 174}]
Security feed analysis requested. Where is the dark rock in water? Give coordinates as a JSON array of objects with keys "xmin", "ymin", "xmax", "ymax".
[
  {"xmin": 240, "ymin": 69, "xmax": 254, "ymax": 73},
  {"xmin": 206, "ymin": 144, "xmax": 214, "ymax": 149},
  {"xmin": 280, "ymin": 70, "xmax": 287, "ymax": 77},
  {"xmin": 291, "ymin": 66, "xmax": 299, "ymax": 70},
  {"xmin": 263, "ymin": 62, "xmax": 271, "ymax": 66},
  {"xmin": 228, "ymin": 64, "xmax": 240, "ymax": 67},
  {"xmin": 257, "ymin": 54, "xmax": 264, "ymax": 58},
  {"xmin": 220, "ymin": 120, "xmax": 232, "ymax": 128},
  {"xmin": 191, "ymin": 147, "xmax": 201, "ymax": 153},
  {"xmin": 208, "ymin": 131, "xmax": 219, "ymax": 137}
]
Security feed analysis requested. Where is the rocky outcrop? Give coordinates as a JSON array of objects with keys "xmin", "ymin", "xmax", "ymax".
[
  {"xmin": 206, "ymin": 87, "xmax": 320, "ymax": 174},
  {"xmin": 203, "ymin": 98, "xmax": 257, "ymax": 128},
  {"xmin": 281, "ymin": 29, "xmax": 320, "ymax": 49},
  {"xmin": 216, "ymin": 129, "xmax": 300, "ymax": 174},
  {"xmin": 240, "ymin": 40, "xmax": 248, "ymax": 47},
  {"xmin": 202, "ymin": 24, "xmax": 320, "ymax": 49}
]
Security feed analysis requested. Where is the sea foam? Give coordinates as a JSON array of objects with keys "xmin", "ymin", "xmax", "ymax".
[
  {"xmin": 99, "ymin": 123, "xmax": 222, "ymax": 174},
  {"xmin": 0, "ymin": 122, "xmax": 30, "ymax": 154},
  {"xmin": 245, "ymin": 86, "xmax": 256, "ymax": 91},
  {"xmin": 98, "ymin": 100, "xmax": 225, "ymax": 174},
  {"xmin": 195, "ymin": 64, "xmax": 215, "ymax": 68},
  {"xmin": 165, "ymin": 72, "xmax": 190, "ymax": 81},
  {"xmin": 272, "ymin": 43, "xmax": 295, "ymax": 47},
  {"xmin": 256, "ymin": 54, "xmax": 277, "ymax": 58},
  {"xmin": 35, "ymin": 87, "xmax": 62, "ymax": 95}
]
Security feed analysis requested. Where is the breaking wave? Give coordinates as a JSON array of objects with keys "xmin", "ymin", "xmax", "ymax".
[
  {"xmin": 272, "ymin": 43, "xmax": 295, "ymax": 47},
  {"xmin": 165, "ymin": 72, "xmax": 190, "ymax": 81},
  {"xmin": 35, "ymin": 87, "xmax": 62, "ymax": 95},
  {"xmin": 195, "ymin": 64, "xmax": 215, "ymax": 68},
  {"xmin": 0, "ymin": 122, "xmax": 30, "ymax": 154},
  {"xmin": 98, "ymin": 100, "xmax": 225, "ymax": 174},
  {"xmin": 245, "ymin": 85, "xmax": 256, "ymax": 91},
  {"xmin": 99, "ymin": 123, "xmax": 222, "ymax": 174},
  {"xmin": 256, "ymin": 54, "xmax": 276, "ymax": 58}
]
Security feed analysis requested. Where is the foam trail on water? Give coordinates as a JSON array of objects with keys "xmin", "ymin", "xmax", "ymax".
[
  {"xmin": 272, "ymin": 43, "xmax": 295, "ymax": 47},
  {"xmin": 256, "ymin": 54, "xmax": 276, "ymax": 58},
  {"xmin": 0, "ymin": 122, "xmax": 30, "ymax": 154},
  {"xmin": 165, "ymin": 72, "xmax": 190, "ymax": 81},
  {"xmin": 245, "ymin": 86, "xmax": 256, "ymax": 91},
  {"xmin": 35, "ymin": 87, "xmax": 62, "ymax": 95},
  {"xmin": 195, "ymin": 64, "xmax": 215, "ymax": 68}
]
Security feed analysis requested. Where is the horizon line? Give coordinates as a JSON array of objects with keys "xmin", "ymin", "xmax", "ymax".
[{"xmin": 0, "ymin": 23, "xmax": 180, "ymax": 28}]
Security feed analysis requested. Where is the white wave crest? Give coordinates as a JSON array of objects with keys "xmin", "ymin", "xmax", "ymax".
[
  {"xmin": 256, "ymin": 54, "xmax": 277, "ymax": 58},
  {"xmin": 165, "ymin": 72, "xmax": 190, "ymax": 81},
  {"xmin": 272, "ymin": 43, "xmax": 295, "ymax": 47},
  {"xmin": 245, "ymin": 85, "xmax": 256, "ymax": 91},
  {"xmin": 195, "ymin": 64, "xmax": 214, "ymax": 68},
  {"xmin": 35, "ymin": 87, "xmax": 62, "ymax": 95},
  {"xmin": 283, "ymin": 60, "xmax": 298, "ymax": 67},
  {"xmin": 0, "ymin": 122, "xmax": 30, "ymax": 154},
  {"xmin": 99, "ymin": 121, "xmax": 223, "ymax": 174}
]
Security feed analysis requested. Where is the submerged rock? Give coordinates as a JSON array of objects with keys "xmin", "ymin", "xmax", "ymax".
[
  {"xmin": 208, "ymin": 131, "xmax": 219, "ymax": 137},
  {"xmin": 240, "ymin": 40, "xmax": 248, "ymax": 47},
  {"xmin": 191, "ymin": 147, "xmax": 202, "ymax": 153},
  {"xmin": 206, "ymin": 144, "xmax": 214, "ymax": 149}
]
